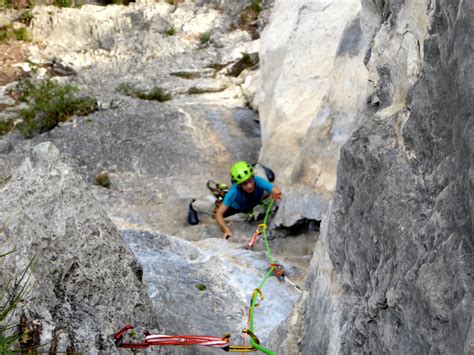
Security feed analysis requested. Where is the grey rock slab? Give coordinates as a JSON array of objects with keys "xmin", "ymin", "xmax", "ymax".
[
  {"xmin": 0, "ymin": 142, "xmax": 161, "ymax": 353},
  {"xmin": 12, "ymin": 102, "xmax": 260, "ymax": 235}
]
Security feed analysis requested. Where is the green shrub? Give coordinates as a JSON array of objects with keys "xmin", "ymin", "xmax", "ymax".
[
  {"xmin": 95, "ymin": 172, "xmax": 111, "ymax": 188},
  {"xmin": 187, "ymin": 86, "xmax": 226, "ymax": 95},
  {"xmin": 0, "ymin": 0, "xmax": 11, "ymax": 8},
  {"xmin": 239, "ymin": 1, "xmax": 262, "ymax": 26},
  {"xmin": 116, "ymin": 82, "xmax": 134, "ymax": 97},
  {"xmin": 18, "ymin": 10, "xmax": 34, "ymax": 25},
  {"xmin": 227, "ymin": 52, "xmax": 259, "ymax": 77},
  {"xmin": 170, "ymin": 71, "xmax": 200, "ymax": 79},
  {"xmin": 0, "ymin": 120, "xmax": 15, "ymax": 136},
  {"xmin": 16, "ymin": 78, "xmax": 98, "ymax": 138},
  {"xmin": 205, "ymin": 63, "xmax": 226, "ymax": 70},
  {"xmin": 138, "ymin": 87, "xmax": 172, "ymax": 101},
  {"xmin": 0, "ymin": 25, "xmax": 31, "ymax": 43},
  {"xmin": 240, "ymin": 52, "xmax": 252, "ymax": 65},
  {"xmin": 251, "ymin": 0, "xmax": 262, "ymax": 13},
  {"xmin": 103, "ymin": 0, "xmax": 122, "ymax": 4},
  {"xmin": 195, "ymin": 284, "xmax": 206, "ymax": 291},
  {"xmin": 0, "ymin": 25, "xmax": 15, "ymax": 43},
  {"xmin": 53, "ymin": 0, "xmax": 72, "ymax": 8},
  {"xmin": 116, "ymin": 83, "xmax": 172, "ymax": 102},
  {"xmin": 199, "ymin": 31, "xmax": 211, "ymax": 45},
  {"xmin": 164, "ymin": 27, "xmax": 176, "ymax": 36},
  {"xmin": 14, "ymin": 27, "xmax": 29, "ymax": 41}
]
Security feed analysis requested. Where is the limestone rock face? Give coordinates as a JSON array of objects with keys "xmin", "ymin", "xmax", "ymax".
[
  {"xmin": 7, "ymin": 0, "xmax": 265, "ymax": 236},
  {"xmin": 256, "ymin": 0, "xmax": 370, "ymax": 226},
  {"xmin": 0, "ymin": 142, "xmax": 161, "ymax": 353},
  {"xmin": 270, "ymin": 0, "xmax": 473, "ymax": 353}
]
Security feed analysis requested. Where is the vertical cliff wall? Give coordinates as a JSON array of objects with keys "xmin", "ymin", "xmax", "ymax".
[
  {"xmin": 265, "ymin": 0, "xmax": 473, "ymax": 353},
  {"xmin": 255, "ymin": 0, "xmax": 370, "ymax": 226}
]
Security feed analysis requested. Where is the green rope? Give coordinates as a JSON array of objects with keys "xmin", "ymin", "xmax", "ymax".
[
  {"xmin": 261, "ymin": 199, "xmax": 275, "ymax": 264},
  {"xmin": 246, "ymin": 199, "xmax": 277, "ymax": 355},
  {"xmin": 248, "ymin": 268, "xmax": 275, "ymax": 355}
]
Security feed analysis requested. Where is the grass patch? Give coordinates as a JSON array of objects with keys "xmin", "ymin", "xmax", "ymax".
[
  {"xmin": 0, "ymin": 24, "xmax": 30, "ymax": 44},
  {"xmin": 240, "ymin": 2, "xmax": 260, "ymax": 26},
  {"xmin": 205, "ymin": 63, "xmax": 226, "ymax": 71},
  {"xmin": 95, "ymin": 172, "xmax": 111, "ymax": 188},
  {"xmin": 18, "ymin": 10, "xmax": 34, "ymax": 25},
  {"xmin": 53, "ymin": 0, "xmax": 72, "ymax": 7},
  {"xmin": 170, "ymin": 71, "xmax": 200, "ymax": 79},
  {"xmin": 164, "ymin": 27, "xmax": 176, "ymax": 36},
  {"xmin": 187, "ymin": 86, "xmax": 226, "ymax": 95},
  {"xmin": 195, "ymin": 284, "xmax": 206, "ymax": 291},
  {"xmin": 0, "ymin": 251, "xmax": 36, "ymax": 353},
  {"xmin": 199, "ymin": 31, "xmax": 211, "ymax": 45},
  {"xmin": 1, "ymin": 0, "xmax": 34, "ymax": 9},
  {"xmin": 116, "ymin": 83, "xmax": 172, "ymax": 102},
  {"xmin": 14, "ymin": 27, "xmax": 29, "ymax": 41},
  {"xmin": 251, "ymin": 0, "xmax": 262, "ymax": 13},
  {"xmin": 16, "ymin": 78, "xmax": 98, "ymax": 138},
  {"xmin": 227, "ymin": 52, "xmax": 259, "ymax": 77},
  {"xmin": 0, "ymin": 0, "xmax": 11, "ymax": 8}
]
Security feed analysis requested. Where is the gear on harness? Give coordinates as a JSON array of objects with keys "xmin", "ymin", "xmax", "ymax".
[
  {"xmin": 207, "ymin": 180, "xmax": 229, "ymax": 201},
  {"xmin": 207, "ymin": 180, "xmax": 229, "ymax": 215}
]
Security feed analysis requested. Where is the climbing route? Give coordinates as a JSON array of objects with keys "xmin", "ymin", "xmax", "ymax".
[{"xmin": 115, "ymin": 198, "xmax": 286, "ymax": 354}]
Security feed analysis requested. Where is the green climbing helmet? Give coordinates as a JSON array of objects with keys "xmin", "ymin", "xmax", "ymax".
[{"xmin": 230, "ymin": 161, "xmax": 254, "ymax": 185}]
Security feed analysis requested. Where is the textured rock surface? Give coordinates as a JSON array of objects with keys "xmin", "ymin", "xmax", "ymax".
[
  {"xmin": 2, "ymin": 102, "xmax": 262, "ymax": 236},
  {"xmin": 0, "ymin": 142, "xmax": 162, "ymax": 353},
  {"xmin": 123, "ymin": 229, "xmax": 304, "ymax": 354},
  {"xmin": 270, "ymin": 0, "xmax": 473, "ymax": 354},
  {"xmin": 255, "ymin": 0, "xmax": 370, "ymax": 226}
]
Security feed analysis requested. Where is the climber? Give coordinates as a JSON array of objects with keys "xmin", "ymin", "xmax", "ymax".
[{"xmin": 215, "ymin": 161, "xmax": 281, "ymax": 240}]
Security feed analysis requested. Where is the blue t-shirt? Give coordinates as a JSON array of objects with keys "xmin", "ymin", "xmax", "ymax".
[{"xmin": 223, "ymin": 176, "xmax": 273, "ymax": 212}]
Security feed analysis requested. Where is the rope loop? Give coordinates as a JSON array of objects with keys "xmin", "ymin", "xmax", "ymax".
[{"xmin": 114, "ymin": 325, "xmax": 231, "ymax": 349}]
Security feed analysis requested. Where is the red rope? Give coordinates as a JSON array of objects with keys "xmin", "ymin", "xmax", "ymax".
[{"xmin": 114, "ymin": 325, "xmax": 230, "ymax": 349}]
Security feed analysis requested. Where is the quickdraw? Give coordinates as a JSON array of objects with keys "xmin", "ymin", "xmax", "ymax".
[
  {"xmin": 246, "ymin": 224, "xmax": 267, "ymax": 249},
  {"xmin": 250, "ymin": 288, "xmax": 264, "ymax": 308},
  {"xmin": 223, "ymin": 329, "xmax": 260, "ymax": 352},
  {"xmin": 270, "ymin": 263, "xmax": 284, "ymax": 277}
]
